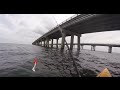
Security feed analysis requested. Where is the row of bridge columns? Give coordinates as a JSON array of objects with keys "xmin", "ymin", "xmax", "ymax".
[
  {"xmin": 35, "ymin": 34, "xmax": 81, "ymax": 51},
  {"xmin": 35, "ymin": 36, "xmax": 113, "ymax": 53},
  {"xmin": 81, "ymin": 45, "xmax": 112, "ymax": 53}
]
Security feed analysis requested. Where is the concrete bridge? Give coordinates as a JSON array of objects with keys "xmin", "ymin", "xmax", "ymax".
[{"xmin": 32, "ymin": 14, "xmax": 120, "ymax": 51}]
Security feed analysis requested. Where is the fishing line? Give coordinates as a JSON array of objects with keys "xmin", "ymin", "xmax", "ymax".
[{"xmin": 52, "ymin": 15, "xmax": 81, "ymax": 77}]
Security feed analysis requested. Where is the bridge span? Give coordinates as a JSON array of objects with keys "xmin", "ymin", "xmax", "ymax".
[{"xmin": 32, "ymin": 14, "xmax": 120, "ymax": 51}]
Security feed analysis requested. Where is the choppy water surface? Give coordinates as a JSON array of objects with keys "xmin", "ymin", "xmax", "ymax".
[{"xmin": 0, "ymin": 43, "xmax": 120, "ymax": 77}]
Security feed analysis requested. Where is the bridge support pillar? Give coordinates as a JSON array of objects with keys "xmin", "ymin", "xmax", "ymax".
[
  {"xmin": 37, "ymin": 42, "xmax": 39, "ymax": 46},
  {"xmin": 61, "ymin": 32, "xmax": 66, "ymax": 50},
  {"xmin": 46, "ymin": 38, "xmax": 49, "ymax": 47},
  {"xmin": 45, "ymin": 41, "xmax": 46, "ymax": 47},
  {"xmin": 91, "ymin": 45, "xmax": 96, "ymax": 51},
  {"xmin": 108, "ymin": 46, "xmax": 112, "ymax": 53},
  {"xmin": 91, "ymin": 45, "xmax": 92, "ymax": 51},
  {"xmin": 70, "ymin": 35, "xmax": 74, "ymax": 50},
  {"xmin": 39, "ymin": 41, "xmax": 40, "ymax": 46},
  {"xmin": 44, "ymin": 40, "xmax": 46, "ymax": 47},
  {"xmin": 42, "ymin": 41, "xmax": 43, "ymax": 46},
  {"xmin": 44, "ymin": 40, "xmax": 45, "ymax": 47},
  {"xmin": 77, "ymin": 35, "xmax": 81, "ymax": 50},
  {"xmin": 40, "ymin": 41, "xmax": 42, "ymax": 46},
  {"xmin": 51, "ymin": 39, "xmax": 53, "ymax": 48},
  {"xmin": 48, "ymin": 39, "xmax": 49, "ymax": 48},
  {"xmin": 81, "ymin": 45, "xmax": 83, "ymax": 50},
  {"xmin": 39, "ymin": 41, "xmax": 41, "ymax": 46},
  {"xmin": 56, "ymin": 38, "xmax": 59, "ymax": 48},
  {"xmin": 93, "ymin": 45, "xmax": 96, "ymax": 51},
  {"xmin": 41, "ymin": 41, "xmax": 42, "ymax": 46}
]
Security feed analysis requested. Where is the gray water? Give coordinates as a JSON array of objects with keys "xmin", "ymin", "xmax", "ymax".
[{"xmin": 0, "ymin": 43, "xmax": 120, "ymax": 77}]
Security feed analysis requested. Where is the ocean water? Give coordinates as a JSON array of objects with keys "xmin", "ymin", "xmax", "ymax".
[{"xmin": 0, "ymin": 43, "xmax": 120, "ymax": 77}]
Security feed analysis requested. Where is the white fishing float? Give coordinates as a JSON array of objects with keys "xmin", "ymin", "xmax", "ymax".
[{"xmin": 32, "ymin": 57, "xmax": 38, "ymax": 72}]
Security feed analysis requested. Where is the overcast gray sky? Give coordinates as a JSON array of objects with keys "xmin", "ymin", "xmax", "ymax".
[{"xmin": 0, "ymin": 14, "xmax": 120, "ymax": 44}]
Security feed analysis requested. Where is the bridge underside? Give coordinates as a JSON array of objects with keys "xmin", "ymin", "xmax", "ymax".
[
  {"xmin": 33, "ymin": 14, "xmax": 120, "ymax": 50},
  {"xmin": 66, "ymin": 15, "xmax": 120, "ymax": 33}
]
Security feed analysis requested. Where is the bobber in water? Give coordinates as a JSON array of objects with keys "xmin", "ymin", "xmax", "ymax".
[{"xmin": 32, "ymin": 57, "xmax": 38, "ymax": 72}]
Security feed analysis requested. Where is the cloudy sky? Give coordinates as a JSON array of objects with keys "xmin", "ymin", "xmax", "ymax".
[{"xmin": 0, "ymin": 14, "xmax": 120, "ymax": 44}]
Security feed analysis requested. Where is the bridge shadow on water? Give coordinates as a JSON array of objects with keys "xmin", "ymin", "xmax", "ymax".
[
  {"xmin": 40, "ymin": 47, "xmax": 98, "ymax": 77},
  {"xmin": 43, "ymin": 47, "xmax": 120, "ymax": 77}
]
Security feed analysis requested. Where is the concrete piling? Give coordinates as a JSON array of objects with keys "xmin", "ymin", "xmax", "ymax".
[
  {"xmin": 56, "ymin": 38, "xmax": 59, "ymax": 48},
  {"xmin": 108, "ymin": 46, "xmax": 112, "ymax": 53},
  {"xmin": 61, "ymin": 32, "xmax": 66, "ymax": 50},
  {"xmin": 77, "ymin": 35, "xmax": 81, "ymax": 50},
  {"xmin": 70, "ymin": 35, "xmax": 74, "ymax": 50},
  {"xmin": 51, "ymin": 39, "xmax": 53, "ymax": 48}
]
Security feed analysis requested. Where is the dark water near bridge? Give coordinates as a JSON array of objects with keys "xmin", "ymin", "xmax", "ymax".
[{"xmin": 0, "ymin": 43, "xmax": 120, "ymax": 77}]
